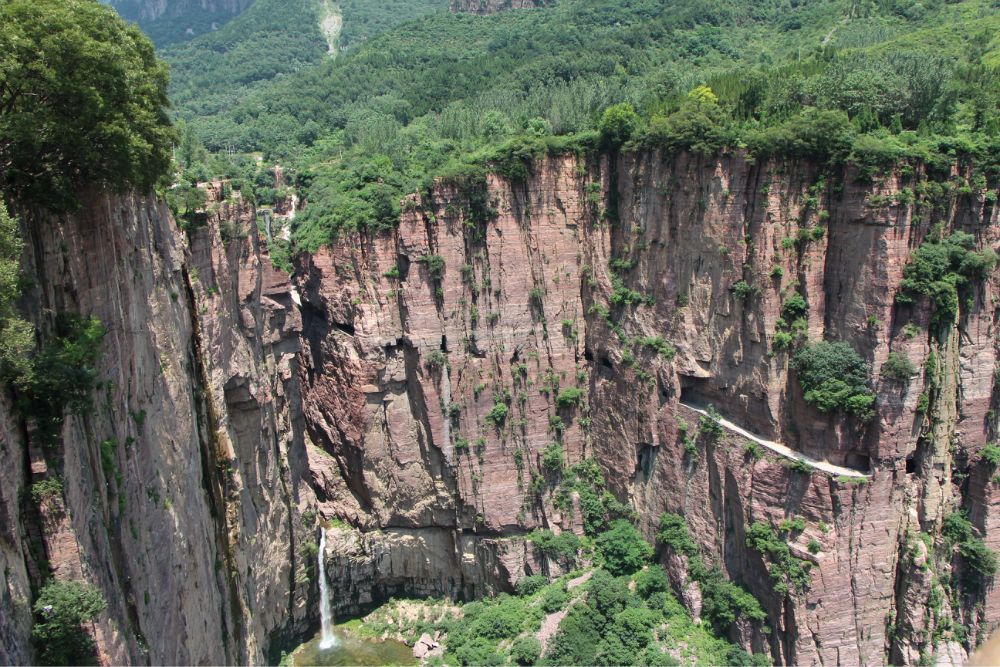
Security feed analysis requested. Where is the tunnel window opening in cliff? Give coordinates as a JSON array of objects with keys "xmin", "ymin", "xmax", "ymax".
[
  {"xmin": 906, "ymin": 455, "xmax": 916, "ymax": 473},
  {"xmin": 848, "ymin": 453, "xmax": 871, "ymax": 473},
  {"xmin": 679, "ymin": 376, "xmax": 708, "ymax": 406},
  {"xmin": 331, "ymin": 319, "xmax": 355, "ymax": 336}
]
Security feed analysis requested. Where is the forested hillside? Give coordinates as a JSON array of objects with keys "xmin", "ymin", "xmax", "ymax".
[
  {"xmin": 157, "ymin": 0, "xmax": 450, "ymax": 138},
  {"xmin": 166, "ymin": 0, "xmax": 1000, "ymax": 255}
]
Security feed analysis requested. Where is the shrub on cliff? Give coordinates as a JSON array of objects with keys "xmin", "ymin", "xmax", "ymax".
[
  {"xmin": 423, "ymin": 349, "xmax": 446, "ymax": 367},
  {"xmin": 732, "ymin": 281, "xmax": 761, "ymax": 301},
  {"xmin": 700, "ymin": 566, "xmax": 767, "ymax": 626},
  {"xmin": 542, "ymin": 442, "xmax": 564, "ymax": 470},
  {"xmin": 31, "ymin": 580, "xmax": 108, "ymax": 666},
  {"xmin": 744, "ymin": 522, "xmax": 811, "ymax": 594},
  {"xmin": 896, "ymin": 229, "xmax": 997, "ymax": 326},
  {"xmin": 556, "ymin": 386, "xmax": 584, "ymax": 409},
  {"xmin": 485, "ymin": 402, "xmax": 508, "ymax": 428},
  {"xmin": 881, "ymin": 352, "xmax": 916, "ymax": 384},
  {"xmin": 657, "ymin": 513, "xmax": 697, "ymax": 556},
  {"xmin": 942, "ymin": 509, "xmax": 998, "ymax": 590},
  {"xmin": 781, "ymin": 293, "xmax": 808, "ymax": 320},
  {"xmin": 0, "ymin": 205, "xmax": 33, "ymax": 384},
  {"xmin": 792, "ymin": 342, "xmax": 874, "ymax": 421},
  {"xmin": 656, "ymin": 514, "xmax": 766, "ymax": 628},
  {"xmin": 530, "ymin": 529, "xmax": 580, "ymax": 565}
]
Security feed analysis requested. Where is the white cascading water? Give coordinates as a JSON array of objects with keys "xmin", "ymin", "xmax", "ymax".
[{"xmin": 318, "ymin": 527, "xmax": 336, "ymax": 649}]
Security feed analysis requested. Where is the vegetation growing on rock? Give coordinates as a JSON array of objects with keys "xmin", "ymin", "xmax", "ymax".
[{"xmin": 792, "ymin": 342, "xmax": 875, "ymax": 422}]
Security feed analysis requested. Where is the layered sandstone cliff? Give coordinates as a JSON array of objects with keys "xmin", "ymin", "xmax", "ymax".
[
  {"xmin": 294, "ymin": 150, "xmax": 1000, "ymax": 665},
  {"xmin": 0, "ymin": 148, "xmax": 997, "ymax": 666}
]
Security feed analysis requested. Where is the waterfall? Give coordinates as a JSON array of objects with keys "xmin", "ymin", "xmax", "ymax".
[{"xmin": 318, "ymin": 527, "xmax": 336, "ymax": 649}]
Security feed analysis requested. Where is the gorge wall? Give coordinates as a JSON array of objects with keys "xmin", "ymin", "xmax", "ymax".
[{"xmin": 1, "ymin": 149, "xmax": 998, "ymax": 666}]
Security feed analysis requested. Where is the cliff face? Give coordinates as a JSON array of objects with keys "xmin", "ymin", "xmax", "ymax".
[
  {"xmin": 449, "ymin": 0, "xmax": 542, "ymax": 15},
  {"xmin": 0, "ymin": 149, "xmax": 997, "ymax": 666},
  {"xmin": 0, "ymin": 190, "xmax": 310, "ymax": 665},
  {"xmin": 109, "ymin": 0, "xmax": 253, "ymax": 23},
  {"xmin": 293, "ymin": 150, "xmax": 1000, "ymax": 665}
]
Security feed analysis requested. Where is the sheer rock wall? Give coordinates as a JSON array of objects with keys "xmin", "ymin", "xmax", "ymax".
[{"xmin": 1, "ymin": 148, "xmax": 998, "ymax": 665}]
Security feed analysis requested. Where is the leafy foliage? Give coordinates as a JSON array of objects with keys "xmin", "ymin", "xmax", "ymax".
[
  {"xmin": 881, "ymin": 352, "xmax": 916, "ymax": 383},
  {"xmin": 424, "ymin": 349, "xmax": 446, "ymax": 367},
  {"xmin": 541, "ymin": 442, "xmax": 564, "ymax": 471},
  {"xmin": 792, "ymin": 342, "xmax": 874, "ymax": 421},
  {"xmin": 656, "ymin": 513, "xmax": 766, "ymax": 628},
  {"xmin": 510, "ymin": 635, "xmax": 541, "ymax": 666},
  {"xmin": 942, "ymin": 509, "xmax": 998, "ymax": 591},
  {"xmin": 31, "ymin": 580, "xmax": 108, "ymax": 666},
  {"xmin": 555, "ymin": 386, "xmax": 584, "ymax": 409},
  {"xmin": 745, "ymin": 522, "xmax": 812, "ymax": 595},
  {"xmin": 896, "ymin": 228, "xmax": 997, "ymax": 326},
  {"xmin": 596, "ymin": 519, "xmax": 652, "ymax": 576},
  {"xmin": 2, "ymin": 313, "xmax": 105, "ymax": 442},
  {"xmin": 0, "ymin": 0, "xmax": 175, "ymax": 210},
  {"xmin": 485, "ymin": 402, "xmax": 508, "ymax": 428}
]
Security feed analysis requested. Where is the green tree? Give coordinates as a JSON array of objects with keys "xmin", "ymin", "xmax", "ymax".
[
  {"xmin": 599, "ymin": 103, "xmax": 638, "ymax": 145},
  {"xmin": 0, "ymin": 205, "xmax": 33, "ymax": 381},
  {"xmin": 31, "ymin": 580, "xmax": 108, "ymax": 666},
  {"xmin": 510, "ymin": 635, "xmax": 541, "ymax": 665},
  {"xmin": 0, "ymin": 0, "xmax": 176, "ymax": 210},
  {"xmin": 596, "ymin": 519, "xmax": 652, "ymax": 576},
  {"xmin": 792, "ymin": 342, "xmax": 874, "ymax": 420}
]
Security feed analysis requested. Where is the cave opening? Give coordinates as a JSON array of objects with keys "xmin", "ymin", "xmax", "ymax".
[
  {"xmin": 331, "ymin": 319, "xmax": 356, "ymax": 336},
  {"xmin": 906, "ymin": 455, "xmax": 916, "ymax": 474},
  {"xmin": 847, "ymin": 453, "xmax": 871, "ymax": 473}
]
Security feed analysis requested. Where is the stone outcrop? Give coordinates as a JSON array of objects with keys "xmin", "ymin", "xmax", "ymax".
[
  {"xmin": 109, "ymin": 0, "xmax": 252, "ymax": 24},
  {"xmin": 449, "ymin": 0, "xmax": 544, "ymax": 15},
  {"xmin": 1, "ymin": 147, "xmax": 998, "ymax": 665}
]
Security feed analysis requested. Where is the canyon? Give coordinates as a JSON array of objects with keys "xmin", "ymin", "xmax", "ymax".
[{"xmin": 0, "ymin": 148, "xmax": 997, "ymax": 666}]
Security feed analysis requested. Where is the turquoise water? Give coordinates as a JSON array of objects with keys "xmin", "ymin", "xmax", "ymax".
[{"xmin": 293, "ymin": 628, "xmax": 416, "ymax": 667}]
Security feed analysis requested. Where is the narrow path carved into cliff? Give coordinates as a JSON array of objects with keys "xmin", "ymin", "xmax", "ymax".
[{"xmin": 678, "ymin": 402, "xmax": 870, "ymax": 478}]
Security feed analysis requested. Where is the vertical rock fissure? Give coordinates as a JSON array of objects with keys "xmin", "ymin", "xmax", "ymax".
[{"xmin": 182, "ymin": 263, "xmax": 245, "ymax": 664}]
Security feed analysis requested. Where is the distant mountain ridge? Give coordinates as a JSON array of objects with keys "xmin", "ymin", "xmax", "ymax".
[{"xmin": 108, "ymin": 0, "xmax": 256, "ymax": 47}]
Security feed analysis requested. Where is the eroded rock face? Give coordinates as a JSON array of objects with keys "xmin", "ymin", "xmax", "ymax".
[
  {"xmin": 294, "ymin": 151, "xmax": 1000, "ymax": 665},
  {"xmin": 1, "ymin": 148, "xmax": 999, "ymax": 666},
  {"xmin": 0, "ymin": 192, "xmax": 311, "ymax": 665},
  {"xmin": 449, "ymin": 0, "xmax": 540, "ymax": 15},
  {"xmin": 109, "ymin": 0, "xmax": 252, "ymax": 24}
]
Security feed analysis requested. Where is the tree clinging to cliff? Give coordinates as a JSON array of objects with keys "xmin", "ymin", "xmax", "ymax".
[{"xmin": 0, "ymin": 0, "xmax": 176, "ymax": 210}]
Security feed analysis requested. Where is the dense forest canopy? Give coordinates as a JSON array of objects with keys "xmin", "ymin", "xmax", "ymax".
[
  {"xmin": 157, "ymin": 0, "xmax": 1000, "ymax": 254},
  {"xmin": 160, "ymin": 0, "xmax": 450, "ymax": 137}
]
